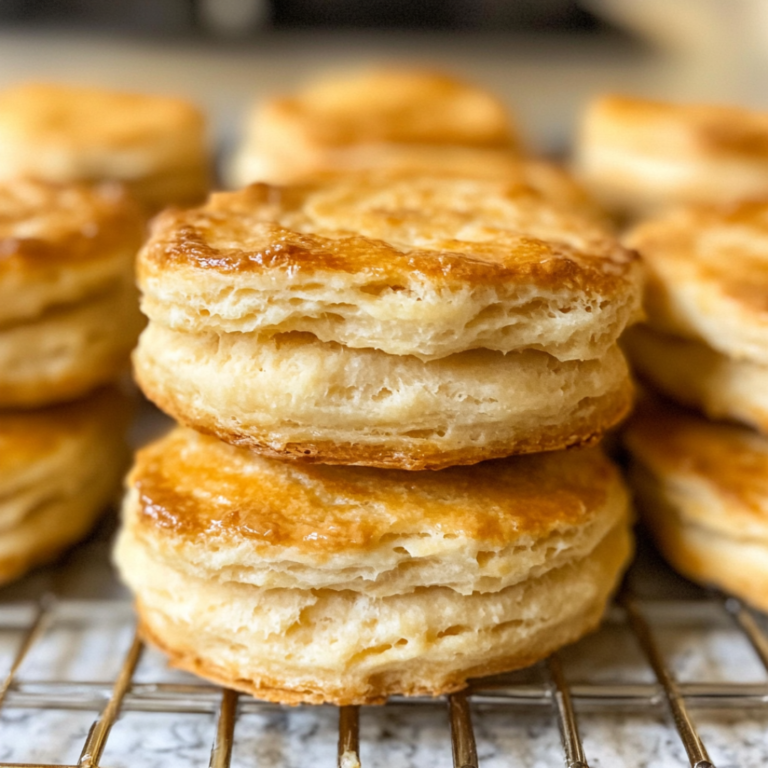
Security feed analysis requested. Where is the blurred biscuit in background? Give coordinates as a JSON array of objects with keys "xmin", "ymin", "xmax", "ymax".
[
  {"xmin": 229, "ymin": 68, "xmax": 521, "ymax": 186},
  {"xmin": 0, "ymin": 83, "xmax": 211, "ymax": 210},
  {"xmin": 575, "ymin": 95, "xmax": 768, "ymax": 218},
  {"xmin": 624, "ymin": 396, "xmax": 768, "ymax": 612},
  {"xmin": 0, "ymin": 388, "xmax": 131, "ymax": 585},
  {"xmin": 0, "ymin": 178, "xmax": 145, "ymax": 407},
  {"xmin": 115, "ymin": 427, "xmax": 632, "ymax": 704}
]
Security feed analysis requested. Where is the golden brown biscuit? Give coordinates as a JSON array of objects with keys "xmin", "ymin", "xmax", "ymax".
[
  {"xmin": 625, "ymin": 397, "xmax": 768, "ymax": 611},
  {"xmin": 626, "ymin": 199, "xmax": 768, "ymax": 365},
  {"xmin": 576, "ymin": 94, "xmax": 768, "ymax": 217},
  {"xmin": 0, "ymin": 388, "xmax": 131, "ymax": 584},
  {"xmin": 114, "ymin": 428, "xmax": 632, "ymax": 704},
  {"xmin": 0, "ymin": 178, "xmax": 145, "ymax": 407},
  {"xmin": 139, "ymin": 177, "xmax": 641, "ymax": 362},
  {"xmin": 0, "ymin": 83, "xmax": 211, "ymax": 209},
  {"xmin": 134, "ymin": 324, "xmax": 633, "ymax": 470},
  {"xmin": 229, "ymin": 68, "xmax": 519, "ymax": 186},
  {"xmin": 624, "ymin": 325, "xmax": 768, "ymax": 434}
]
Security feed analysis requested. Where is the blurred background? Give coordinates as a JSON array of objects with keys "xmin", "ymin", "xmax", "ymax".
[{"xmin": 0, "ymin": 0, "xmax": 764, "ymax": 152}]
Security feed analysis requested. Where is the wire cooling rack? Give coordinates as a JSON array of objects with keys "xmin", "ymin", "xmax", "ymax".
[{"xmin": 0, "ymin": 523, "xmax": 766, "ymax": 768}]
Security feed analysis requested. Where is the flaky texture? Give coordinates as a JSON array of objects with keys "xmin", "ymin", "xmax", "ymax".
[
  {"xmin": 625, "ymin": 326, "xmax": 768, "ymax": 434},
  {"xmin": 0, "ymin": 83, "xmax": 211, "ymax": 209},
  {"xmin": 134, "ymin": 324, "xmax": 633, "ymax": 470},
  {"xmin": 115, "ymin": 430, "xmax": 632, "ymax": 704},
  {"xmin": 576, "ymin": 94, "xmax": 768, "ymax": 216},
  {"xmin": 139, "ymin": 177, "xmax": 642, "ymax": 362},
  {"xmin": 624, "ymin": 398, "xmax": 768, "ymax": 611},
  {"xmin": 229, "ymin": 68, "xmax": 519, "ymax": 186},
  {"xmin": 0, "ymin": 388, "xmax": 131, "ymax": 584},
  {"xmin": 0, "ymin": 277, "xmax": 144, "ymax": 408},
  {"xmin": 0, "ymin": 178, "xmax": 144, "ymax": 325},
  {"xmin": 627, "ymin": 200, "xmax": 768, "ymax": 364}
]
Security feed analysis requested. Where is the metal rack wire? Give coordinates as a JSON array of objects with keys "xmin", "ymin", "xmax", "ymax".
[{"xmin": 0, "ymin": 583, "xmax": 766, "ymax": 768}]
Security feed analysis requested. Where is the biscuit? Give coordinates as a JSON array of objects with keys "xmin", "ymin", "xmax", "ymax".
[
  {"xmin": 0, "ymin": 83, "xmax": 211, "ymax": 209},
  {"xmin": 626, "ymin": 199, "xmax": 768, "ymax": 365},
  {"xmin": 114, "ymin": 428, "xmax": 632, "ymax": 705},
  {"xmin": 0, "ymin": 178, "xmax": 144, "ymax": 326},
  {"xmin": 624, "ymin": 325, "xmax": 768, "ymax": 434},
  {"xmin": 624, "ymin": 397, "xmax": 768, "ymax": 611},
  {"xmin": 229, "ymin": 69, "xmax": 519, "ymax": 186},
  {"xmin": 134, "ymin": 324, "xmax": 633, "ymax": 470},
  {"xmin": 138, "ymin": 177, "xmax": 642, "ymax": 363},
  {"xmin": 0, "ymin": 388, "xmax": 131, "ymax": 584},
  {"xmin": 576, "ymin": 94, "xmax": 768, "ymax": 216}
]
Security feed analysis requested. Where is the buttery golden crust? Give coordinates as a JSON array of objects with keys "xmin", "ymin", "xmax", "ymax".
[
  {"xmin": 138, "ymin": 176, "xmax": 641, "ymax": 362},
  {"xmin": 626, "ymin": 200, "xmax": 768, "ymax": 364},
  {"xmin": 624, "ymin": 397, "xmax": 768, "ymax": 610},
  {"xmin": 115, "ymin": 430, "xmax": 632, "ymax": 703},
  {"xmin": 576, "ymin": 94, "xmax": 768, "ymax": 215},
  {"xmin": 229, "ymin": 69, "xmax": 519, "ymax": 186},
  {"xmin": 0, "ymin": 388, "xmax": 131, "ymax": 584},
  {"xmin": 0, "ymin": 178, "xmax": 144, "ymax": 325},
  {"xmin": 0, "ymin": 83, "xmax": 211, "ymax": 209}
]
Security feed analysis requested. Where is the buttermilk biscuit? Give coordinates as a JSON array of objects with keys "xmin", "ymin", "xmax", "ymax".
[
  {"xmin": 0, "ymin": 388, "xmax": 131, "ymax": 584},
  {"xmin": 135, "ymin": 324, "xmax": 632, "ymax": 470},
  {"xmin": 115, "ymin": 428, "xmax": 632, "ymax": 705},
  {"xmin": 626, "ymin": 200, "xmax": 768, "ymax": 365},
  {"xmin": 625, "ymin": 398, "xmax": 768, "ymax": 611},
  {"xmin": 576, "ymin": 95, "xmax": 768, "ymax": 216},
  {"xmin": 0, "ymin": 83, "xmax": 211, "ymax": 210},
  {"xmin": 229, "ymin": 68, "xmax": 519, "ymax": 186},
  {"xmin": 625, "ymin": 326, "xmax": 768, "ymax": 434},
  {"xmin": 138, "ymin": 177, "xmax": 641, "ymax": 362},
  {"xmin": 0, "ymin": 179, "xmax": 145, "ymax": 407}
]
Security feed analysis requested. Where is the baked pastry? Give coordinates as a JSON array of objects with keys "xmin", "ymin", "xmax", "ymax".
[
  {"xmin": 0, "ymin": 178, "xmax": 145, "ymax": 407},
  {"xmin": 626, "ymin": 199, "xmax": 768, "ymax": 364},
  {"xmin": 0, "ymin": 83, "xmax": 211, "ymax": 210},
  {"xmin": 115, "ymin": 427, "xmax": 633, "ymax": 705},
  {"xmin": 576, "ymin": 95, "xmax": 768, "ymax": 217},
  {"xmin": 624, "ymin": 325, "xmax": 768, "ymax": 434},
  {"xmin": 135, "ymin": 176, "xmax": 641, "ymax": 468},
  {"xmin": 228, "ymin": 69, "xmax": 519, "ymax": 186},
  {"xmin": 0, "ymin": 387, "xmax": 131, "ymax": 584},
  {"xmin": 624, "ymin": 397, "xmax": 768, "ymax": 611}
]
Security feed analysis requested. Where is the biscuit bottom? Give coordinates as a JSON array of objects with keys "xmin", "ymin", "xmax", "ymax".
[
  {"xmin": 625, "ymin": 398, "xmax": 768, "ymax": 612},
  {"xmin": 116, "ymin": 521, "xmax": 630, "ymax": 705},
  {"xmin": 135, "ymin": 323, "xmax": 633, "ymax": 470},
  {"xmin": 624, "ymin": 325, "xmax": 768, "ymax": 435},
  {"xmin": 0, "ymin": 278, "xmax": 144, "ymax": 408}
]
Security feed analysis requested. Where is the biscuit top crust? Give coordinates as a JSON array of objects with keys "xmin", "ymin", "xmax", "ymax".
[
  {"xmin": 256, "ymin": 69, "xmax": 517, "ymax": 150},
  {"xmin": 583, "ymin": 95, "xmax": 768, "ymax": 159},
  {"xmin": 0, "ymin": 83, "xmax": 207, "ymax": 174},
  {"xmin": 132, "ymin": 427, "xmax": 618, "ymax": 556},
  {"xmin": 626, "ymin": 200, "xmax": 768, "ymax": 317},
  {"xmin": 140, "ymin": 174, "xmax": 634, "ymax": 291},
  {"xmin": 625, "ymin": 398, "xmax": 768, "ymax": 532},
  {"xmin": 0, "ymin": 178, "xmax": 144, "ymax": 273}
]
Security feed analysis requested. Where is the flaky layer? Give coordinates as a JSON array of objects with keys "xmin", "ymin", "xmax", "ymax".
[
  {"xmin": 627, "ymin": 200, "xmax": 768, "ymax": 365},
  {"xmin": 134, "ymin": 323, "xmax": 632, "ymax": 469},
  {"xmin": 116, "ymin": 518, "xmax": 630, "ymax": 705},
  {"xmin": 122, "ymin": 426, "xmax": 629, "ymax": 595},
  {"xmin": 139, "ymin": 176, "xmax": 640, "ymax": 361},
  {"xmin": 625, "ymin": 326, "xmax": 768, "ymax": 434},
  {"xmin": 0, "ymin": 278, "xmax": 144, "ymax": 408},
  {"xmin": 576, "ymin": 94, "xmax": 768, "ymax": 216}
]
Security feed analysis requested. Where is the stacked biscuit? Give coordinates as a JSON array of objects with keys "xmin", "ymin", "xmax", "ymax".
[
  {"xmin": 0, "ymin": 82, "xmax": 212, "ymax": 584},
  {"xmin": 578, "ymin": 95, "xmax": 768, "ymax": 610},
  {"xmin": 0, "ymin": 179, "xmax": 139, "ymax": 583},
  {"xmin": 116, "ymin": 71, "xmax": 642, "ymax": 704}
]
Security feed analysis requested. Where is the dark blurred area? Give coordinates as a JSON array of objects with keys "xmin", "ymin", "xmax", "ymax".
[{"xmin": 0, "ymin": 0, "xmax": 609, "ymax": 37}]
